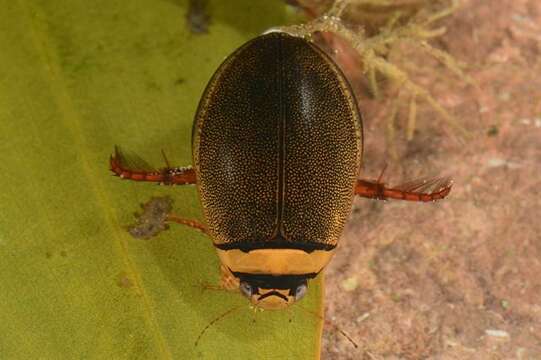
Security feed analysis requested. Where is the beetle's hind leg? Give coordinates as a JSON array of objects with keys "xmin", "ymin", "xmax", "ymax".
[
  {"xmin": 355, "ymin": 167, "xmax": 453, "ymax": 202},
  {"xmin": 110, "ymin": 146, "xmax": 196, "ymax": 185}
]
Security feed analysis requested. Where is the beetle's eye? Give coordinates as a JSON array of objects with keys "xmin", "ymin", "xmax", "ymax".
[
  {"xmin": 294, "ymin": 283, "xmax": 308, "ymax": 301},
  {"xmin": 239, "ymin": 282, "xmax": 253, "ymax": 298}
]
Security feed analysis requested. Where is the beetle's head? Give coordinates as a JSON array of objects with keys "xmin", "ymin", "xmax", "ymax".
[
  {"xmin": 236, "ymin": 274, "xmax": 309, "ymax": 310},
  {"xmin": 217, "ymin": 248, "xmax": 334, "ymax": 309}
]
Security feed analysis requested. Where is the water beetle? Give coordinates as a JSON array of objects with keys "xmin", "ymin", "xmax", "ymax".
[{"xmin": 110, "ymin": 31, "xmax": 452, "ymax": 310}]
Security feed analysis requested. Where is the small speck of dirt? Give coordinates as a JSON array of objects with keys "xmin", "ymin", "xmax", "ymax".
[
  {"xmin": 45, "ymin": 251, "xmax": 52, "ymax": 259},
  {"xmin": 117, "ymin": 272, "xmax": 133, "ymax": 289},
  {"xmin": 174, "ymin": 77, "xmax": 186, "ymax": 86},
  {"xmin": 340, "ymin": 276, "xmax": 359, "ymax": 292},
  {"xmin": 127, "ymin": 196, "xmax": 173, "ymax": 239},
  {"xmin": 60, "ymin": 250, "xmax": 67, "ymax": 257},
  {"xmin": 146, "ymin": 81, "xmax": 161, "ymax": 92},
  {"xmin": 186, "ymin": 0, "xmax": 210, "ymax": 34},
  {"xmin": 487, "ymin": 125, "xmax": 499, "ymax": 136}
]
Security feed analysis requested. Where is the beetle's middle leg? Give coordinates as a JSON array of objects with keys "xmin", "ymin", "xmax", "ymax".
[
  {"xmin": 127, "ymin": 196, "xmax": 208, "ymax": 239},
  {"xmin": 166, "ymin": 214, "xmax": 208, "ymax": 234},
  {"xmin": 110, "ymin": 146, "xmax": 196, "ymax": 185}
]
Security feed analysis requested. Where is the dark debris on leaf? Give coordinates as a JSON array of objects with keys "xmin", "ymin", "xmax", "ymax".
[
  {"xmin": 186, "ymin": 0, "xmax": 210, "ymax": 34},
  {"xmin": 127, "ymin": 196, "xmax": 173, "ymax": 239}
]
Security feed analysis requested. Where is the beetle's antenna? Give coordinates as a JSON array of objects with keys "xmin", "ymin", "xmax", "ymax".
[
  {"xmin": 297, "ymin": 305, "xmax": 359, "ymax": 349},
  {"xmin": 195, "ymin": 305, "xmax": 242, "ymax": 347}
]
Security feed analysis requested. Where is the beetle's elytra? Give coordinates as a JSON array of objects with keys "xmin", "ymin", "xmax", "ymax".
[{"xmin": 111, "ymin": 32, "xmax": 452, "ymax": 310}]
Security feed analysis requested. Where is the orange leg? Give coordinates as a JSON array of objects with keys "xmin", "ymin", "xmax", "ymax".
[
  {"xmin": 166, "ymin": 214, "xmax": 208, "ymax": 234},
  {"xmin": 196, "ymin": 266, "xmax": 239, "ymax": 295},
  {"xmin": 127, "ymin": 197, "xmax": 209, "ymax": 239},
  {"xmin": 165, "ymin": 215, "xmax": 237, "ymax": 291},
  {"xmin": 219, "ymin": 264, "xmax": 240, "ymax": 291},
  {"xmin": 110, "ymin": 146, "xmax": 196, "ymax": 185},
  {"xmin": 145, "ymin": 210, "xmax": 234, "ymax": 294},
  {"xmin": 355, "ymin": 169, "xmax": 453, "ymax": 202}
]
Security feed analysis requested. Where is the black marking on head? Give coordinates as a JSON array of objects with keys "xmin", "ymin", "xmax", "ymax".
[
  {"xmin": 258, "ymin": 291, "xmax": 289, "ymax": 302},
  {"xmin": 232, "ymin": 271, "xmax": 316, "ymax": 290}
]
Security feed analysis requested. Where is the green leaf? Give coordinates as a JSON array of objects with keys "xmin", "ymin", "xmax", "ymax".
[{"xmin": 0, "ymin": 0, "xmax": 322, "ymax": 358}]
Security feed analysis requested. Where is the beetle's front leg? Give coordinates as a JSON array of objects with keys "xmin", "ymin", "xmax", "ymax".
[
  {"xmin": 199, "ymin": 265, "xmax": 239, "ymax": 292},
  {"xmin": 219, "ymin": 264, "xmax": 240, "ymax": 291}
]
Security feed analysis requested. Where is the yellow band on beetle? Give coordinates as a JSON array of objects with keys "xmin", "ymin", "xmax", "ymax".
[{"xmin": 216, "ymin": 248, "xmax": 335, "ymax": 275}]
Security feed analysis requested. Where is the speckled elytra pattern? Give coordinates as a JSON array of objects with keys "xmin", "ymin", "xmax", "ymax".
[{"xmin": 193, "ymin": 32, "xmax": 362, "ymax": 248}]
